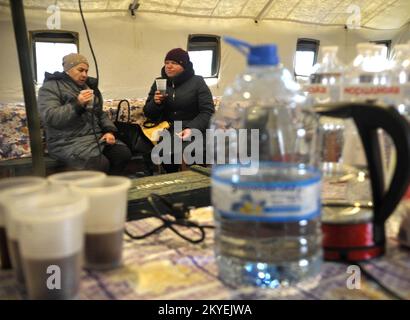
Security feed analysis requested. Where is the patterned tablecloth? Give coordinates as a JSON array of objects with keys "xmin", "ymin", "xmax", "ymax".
[{"xmin": 1, "ymin": 206, "xmax": 409, "ymax": 300}]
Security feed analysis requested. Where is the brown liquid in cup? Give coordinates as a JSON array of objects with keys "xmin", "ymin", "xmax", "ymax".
[
  {"xmin": 9, "ymin": 239, "xmax": 24, "ymax": 284},
  {"xmin": 24, "ymin": 252, "xmax": 82, "ymax": 300},
  {"xmin": 0, "ymin": 227, "xmax": 12, "ymax": 269},
  {"xmin": 85, "ymin": 229, "xmax": 124, "ymax": 270}
]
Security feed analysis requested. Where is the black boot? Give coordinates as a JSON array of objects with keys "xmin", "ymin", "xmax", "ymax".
[{"xmin": 142, "ymin": 153, "xmax": 155, "ymax": 176}]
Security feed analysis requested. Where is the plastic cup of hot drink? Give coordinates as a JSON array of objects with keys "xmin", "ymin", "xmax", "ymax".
[
  {"xmin": 155, "ymin": 78, "xmax": 167, "ymax": 95},
  {"xmin": 79, "ymin": 89, "xmax": 94, "ymax": 111},
  {"xmin": 0, "ymin": 176, "xmax": 48, "ymax": 275},
  {"xmin": 86, "ymin": 96, "xmax": 94, "ymax": 111},
  {"xmin": 70, "ymin": 176, "xmax": 132, "ymax": 271},
  {"xmin": 47, "ymin": 170, "xmax": 106, "ymax": 187},
  {"xmin": 11, "ymin": 185, "xmax": 87, "ymax": 299}
]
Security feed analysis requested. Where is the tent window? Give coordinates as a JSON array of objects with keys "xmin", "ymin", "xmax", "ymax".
[
  {"xmin": 30, "ymin": 30, "xmax": 79, "ymax": 84},
  {"xmin": 294, "ymin": 38, "xmax": 320, "ymax": 82},
  {"xmin": 188, "ymin": 35, "xmax": 220, "ymax": 78},
  {"xmin": 371, "ymin": 40, "xmax": 391, "ymax": 59}
]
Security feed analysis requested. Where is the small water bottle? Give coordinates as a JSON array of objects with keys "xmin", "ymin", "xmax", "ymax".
[{"xmin": 209, "ymin": 37, "xmax": 322, "ymax": 291}]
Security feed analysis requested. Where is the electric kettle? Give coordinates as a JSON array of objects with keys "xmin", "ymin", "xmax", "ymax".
[{"xmin": 315, "ymin": 102, "xmax": 410, "ymax": 261}]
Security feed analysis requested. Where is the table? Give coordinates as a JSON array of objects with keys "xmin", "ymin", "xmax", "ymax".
[{"xmin": 1, "ymin": 206, "xmax": 409, "ymax": 300}]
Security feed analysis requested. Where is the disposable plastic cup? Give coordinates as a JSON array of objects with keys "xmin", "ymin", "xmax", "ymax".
[
  {"xmin": 70, "ymin": 176, "xmax": 131, "ymax": 270},
  {"xmin": 155, "ymin": 78, "xmax": 167, "ymax": 95},
  {"xmin": 13, "ymin": 185, "xmax": 87, "ymax": 299},
  {"xmin": 47, "ymin": 170, "xmax": 106, "ymax": 186},
  {"xmin": 0, "ymin": 177, "xmax": 48, "ymax": 272}
]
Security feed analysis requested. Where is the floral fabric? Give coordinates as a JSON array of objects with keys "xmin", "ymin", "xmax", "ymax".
[{"xmin": 0, "ymin": 97, "xmax": 220, "ymax": 160}]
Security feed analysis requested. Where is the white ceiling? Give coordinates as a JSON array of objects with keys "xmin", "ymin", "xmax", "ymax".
[{"xmin": 0, "ymin": 0, "xmax": 409, "ymax": 30}]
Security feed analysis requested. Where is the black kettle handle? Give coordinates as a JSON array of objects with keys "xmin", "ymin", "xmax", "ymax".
[{"xmin": 315, "ymin": 102, "xmax": 410, "ymax": 227}]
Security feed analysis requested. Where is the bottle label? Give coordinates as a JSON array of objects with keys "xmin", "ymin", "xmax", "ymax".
[
  {"xmin": 343, "ymin": 85, "xmax": 400, "ymax": 105},
  {"xmin": 212, "ymin": 165, "xmax": 321, "ymax": 222},
  {"xmin": 305, "ymin": 84, "xmax": 341, "ymax": 104},
  {"xmin": 306, "ymin": 85, "xmax": 328, "ymax": 95}
]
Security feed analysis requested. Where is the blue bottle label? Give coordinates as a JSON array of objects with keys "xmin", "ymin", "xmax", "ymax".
[{"xmin": 212, "ymin": 165, "xmax": 321, "ymax": 222}]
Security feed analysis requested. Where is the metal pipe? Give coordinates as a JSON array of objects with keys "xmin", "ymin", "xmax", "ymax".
[
  {"xmin": 9, "ymin": 0, "xmax": 45, "ymax": 177},
  {"xmin": 254, "ymin": 0, "xmax": 274, "ymax": 23}
]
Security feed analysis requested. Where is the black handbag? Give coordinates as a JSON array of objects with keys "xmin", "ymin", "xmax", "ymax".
[{"xmin": 114, "ymin": 99, "xmax": 142, "ymax": 153}]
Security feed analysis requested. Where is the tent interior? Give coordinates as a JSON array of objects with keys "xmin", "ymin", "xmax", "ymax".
[
  {"xmin": 1, "ymin": 1, "xmax": 410, "ymax": 302},
  {"xmin": 0, "ymin": 0, "xmax": 409, "ymax": 102}
]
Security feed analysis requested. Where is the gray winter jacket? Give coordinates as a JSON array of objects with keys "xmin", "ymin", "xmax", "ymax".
[{"xmin": 37, "ymin": 72, "xmax": 121, "ymax": 166}]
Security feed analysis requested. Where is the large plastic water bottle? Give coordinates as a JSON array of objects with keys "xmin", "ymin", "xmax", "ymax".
[
  {"xmin": 305, "ymin": 46, "xmax": 345, "ymax": 170},
  {"xmin": 390, "ymin": 43, "xmax": 410, "ymax": 120},
  {"xmin": 389, "ymin": 44, "xmax": 410, "ymax": 205},
  {"xmin": 210, "ymin": 37, "xmax": 322, "ymax": 290},
  {"xmin": 306, "ymin": 46, "xmax": 344, "ymax": 105},
  {"xmin": 343, "ymin": 43, "xmax": 396, "ymax": 104},
  {"xmin": 342, "ymin": 43, "xmax": 397, "ymax": 170}
]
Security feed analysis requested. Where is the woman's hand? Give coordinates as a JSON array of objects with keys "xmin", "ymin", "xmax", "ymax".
[
  {"xmin": 100, "ymin": 132, "xmax": 116, "ymax": 145},
  {"xmin": 176, "ymin": 128, "xmax": 192, "ymax": 140},
  {"xmin": 77, "ymin": 89, "xmax": 94, "ymax": 106},
  {"xmin": 154, "ymin": 90, "xmax": 167, "ymax": 104}
]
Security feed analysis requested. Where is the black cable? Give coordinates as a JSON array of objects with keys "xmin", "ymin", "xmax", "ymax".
[
  {"xmin": 124, "ymin": 193, "xmax": 214, "ymax": 244},
  {"xmin": 78, "ymin": 0, "xmax": 99, "ymax": 84},
  {"xmin": 78, "ymin": 0, "xmax": 104, "ymax": 167}
]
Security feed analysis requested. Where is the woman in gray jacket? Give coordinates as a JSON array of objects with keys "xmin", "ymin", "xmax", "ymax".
[{"xmin": 37, "ymin": 53, "xmax": 131, "ymax": 174}]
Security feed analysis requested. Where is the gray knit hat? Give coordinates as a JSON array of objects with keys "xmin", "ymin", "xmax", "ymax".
[{"xmin": 62, "ymin": 53, "xmax": 89, "ymax": 72}]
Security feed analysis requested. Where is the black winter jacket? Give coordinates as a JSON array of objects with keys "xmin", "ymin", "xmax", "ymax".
[{"xmin": 143, "ymin": 62, "xmax": 215, "ymax": 132}]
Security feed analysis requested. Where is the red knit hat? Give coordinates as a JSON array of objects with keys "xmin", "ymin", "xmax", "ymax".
[{"xmin": 164, "ymin": 48, "xmax": 190, "ymax": 68}]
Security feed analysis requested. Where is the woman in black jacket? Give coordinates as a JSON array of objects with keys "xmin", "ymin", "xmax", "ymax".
[{"xmin": 139, "ymin": 48, "xmax": 215, "ymax": 173}]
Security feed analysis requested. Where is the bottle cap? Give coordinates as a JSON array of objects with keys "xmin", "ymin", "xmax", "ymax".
[{"xmin": 224, "ymin": 36, "xmax": 279, "ymax": 66}]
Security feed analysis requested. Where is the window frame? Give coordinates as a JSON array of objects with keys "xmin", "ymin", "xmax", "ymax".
[
  {"xmin": 294, "ymin": 38, "xmax": 320, "ymax": 81},
  {"xmin": 187, "ymin": 34, "xmax": 220, "ymax": 78},
  {"xmin": 370, "ymin": 40, "xmax": 392, "ymax": 59},
  {"xmin": 29, "ymin": 30, "xmax": 79, "ymax": 83}
]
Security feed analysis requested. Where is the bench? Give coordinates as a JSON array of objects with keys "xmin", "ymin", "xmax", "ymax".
[
  {"xmin": 0, "ymin": 98, "xmax": 220, "ymax": 177},
  {"xmin": 0, "ymin": 156, "xmax": 65, "ymax": 177}
]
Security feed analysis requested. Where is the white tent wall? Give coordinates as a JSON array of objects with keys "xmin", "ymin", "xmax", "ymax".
[
  {"xmin": 0, "ymin": 9, "xmax": 404, "ymax": 102},
  {"xmin": 392, "ymin": 21, "xmax": 410, "ymax": 46}
]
